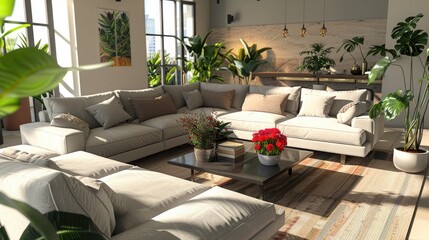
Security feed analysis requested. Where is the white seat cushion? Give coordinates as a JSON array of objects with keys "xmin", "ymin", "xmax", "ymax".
[
  {"xmin": 86, "ymin": 123, "xmax": 162, "ymax": 157},
  {"xmin": 177, "ymin": 107, "xmax": 237, "ymax": 117},
  {"xmin": 140, "ymin": 114, "xmax": 187, "ymax": 140},
  {"xmin": 277, "ymin": 116, "xmax": 366, "ymax": 146},
  {"xmin": 218, "ymin": 111, "xmax": 291, "ymax": 132}
]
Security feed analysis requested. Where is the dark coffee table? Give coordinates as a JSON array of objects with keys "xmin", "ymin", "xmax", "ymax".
[{"xmin": 167, "ymin": 146, "xmax": 313, "ymax": 200}]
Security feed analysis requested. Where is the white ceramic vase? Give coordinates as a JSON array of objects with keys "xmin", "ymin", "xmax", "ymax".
[
  {"xmin": 393, "ymin": 147, "xmax": 428, "ymax": 173},
  {"xmin": 258, "ymin": 153, "xmax": 280, "ymax": 166},
  {"xmin": 194, "ymin": 147, "xmax": 215, "ymax": 162}
]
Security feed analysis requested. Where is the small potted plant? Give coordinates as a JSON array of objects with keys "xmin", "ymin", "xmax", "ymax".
[
  {"xmin": 296, "ymin": 43, "xmax": 336, "ymax": 74},
  {"xmin": 178, "ymin": 111, "xmax": 231, "ymax": 161},
  {"xmin": 252, "ymin": 128, "xmax": 287, "ymax": 166}
]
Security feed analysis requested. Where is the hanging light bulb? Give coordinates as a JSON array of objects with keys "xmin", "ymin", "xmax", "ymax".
[
  {"xmin": 300, "ymin": 0, "xmax": 307, "ymax": 37},
  {"xmin": 282, "ymin": 0, "xmax": 288, "ymax": 37},
  {"xmin": 320, "ymin": 0, "xmax": 328, "ymax": 36}
]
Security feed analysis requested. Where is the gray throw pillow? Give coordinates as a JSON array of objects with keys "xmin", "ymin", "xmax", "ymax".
[
  {"xmin": 201, "ymin": 89, "xmax": 235, "ymax": 110},
  {"xmin": 129, "ymin": 93, "xmax": 177, "ymax": 122},
  {"xmin": 298, "ymin": 95, "xmax": 335, "ymax": 117},
  {"xmin": 163, "ymin": 82, "xmax": 200, "ymax": 109},
  {"xmin": 182, "ymin": 89, "xmax": 203, "ymax": 110},
  {"xmin": 86, "ymin": 96, "xmax": 131, "ymax": 129},
  {"xmin": 337, "ymin": 101, "xmax": 370, "ymax": 125},
  {"xmin": 242, "ymin": 93, "xmax": 289, "ymax": 115},
  {"xmin": 50, "ymin": 113, "xmax": 90, "ymax": 139}
]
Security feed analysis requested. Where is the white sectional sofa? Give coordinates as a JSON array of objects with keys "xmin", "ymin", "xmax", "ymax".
[
  {"xmin": 0, "ymin": 146, "xmax": 284, "ymax": 239},
  {"xmin": 20, "ymin": 82, "xmax": 384, "ymax": 163}
]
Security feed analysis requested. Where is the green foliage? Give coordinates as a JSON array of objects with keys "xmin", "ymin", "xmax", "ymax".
[
  {"xmin": 224, "ymin": 39, "xmax": 271, "ymax": 84},
  {"xmin": 98, "ymin": 11, "xmax": 131, "ymax": 59},
  {"xmin": 368, "ymin": 13, "xmax": 429, "ymax": 151},
  {"xmin": 181, "ymin": 31, "xmax": 231, "ymax": 83},
  {"xmin": 337, "ymin": 36, "xmax": 368, "ymax": 63},
  {"xmin": 147, "ymin": 52, "xmax": 178, "ymax": 87},
  {"xmin": 297, "ymin": 43, "xmax": 335, "ymax": 74}
]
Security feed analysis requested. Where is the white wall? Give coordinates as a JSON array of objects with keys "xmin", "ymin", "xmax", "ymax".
[
  {"xmin": 195, "ymin": 0, "xmax": 210, "ymax": 36},
  {"xmin": 382, "ymin": 0, "xmax": 429, "ymax": 127},
  {"xmin": 209, "ymin": 0, "xmax": 388, "ymax": 28},
  {"xmin": 74, "ymin": 0, "xmax": 147, "ymax": 95}
]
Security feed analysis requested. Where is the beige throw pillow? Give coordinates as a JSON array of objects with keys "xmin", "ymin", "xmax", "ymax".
[
  {"xmin": 86, "ymin": 96, "xmax": 131, "ymax": 129},
  {"xmin": 182, "ymin": 89, "xmax": 203, "ymax": 110},
  {"xmin": 0, "ymin": 148, "xmax": 60, "ymax": 170},
  {"xmin": 337, "ymin": 101, "xmax": 370, "ymax": 125},
  {"xmin": 201, "ymin": 89, "xmax": 235, "ymax": 110},
  {"xmin": 50, "ymin": 113, "xmax": 90, "ymax": 139},
  {"xmin": 130, "ymin": 93, "xmax": 177, "ymax": 122},
  {"xmin": 298, "ymin": 95, "xmax": 335, "ymax": 117},
  {"xmin": 242, "ymin": 93, "xmax": 289, "ymax": 115}
]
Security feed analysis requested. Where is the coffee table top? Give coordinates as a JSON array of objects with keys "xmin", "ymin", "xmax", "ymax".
[{"xmin": 167, "ymin": 147, "xmax": 313, "ymax": 186}]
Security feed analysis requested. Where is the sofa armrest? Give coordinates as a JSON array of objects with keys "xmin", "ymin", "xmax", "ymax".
[
  {"xmin": 20, "ymin": 122, "xmax": 86, "ymax": 154},
  {"xmin": 351, "ymin": 115, "xmax": 384, "ymax": 147},
  {"xmin": 38, "ymin": 110, "xmax": 50, "ymax": 122}
]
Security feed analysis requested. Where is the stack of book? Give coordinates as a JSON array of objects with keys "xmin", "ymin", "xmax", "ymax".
[{"xmin": 217, "ymin": 141, "xmax": 245, "ymax": 159}]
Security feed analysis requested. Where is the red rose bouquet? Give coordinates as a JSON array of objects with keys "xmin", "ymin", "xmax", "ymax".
[{"xmin": 252, "ymin": 128, "xmax": 287, "ymax": 156}]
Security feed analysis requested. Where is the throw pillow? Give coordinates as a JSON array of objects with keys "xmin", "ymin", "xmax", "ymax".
[
  {"xmin": 298, "ymin": 95, "xmax": 335, "ymax": 117},
  {"xmin": 242, "ymin": 93, "xmax": 289, "ymax": 115},
  {"xmin": 129, "ymin": 93, "xmax": 177, "ymax": 122},
  {"xmin": 201, "ymin": 89, "xmax": 235, "ymax": 110},
  {"xmin": 337, "ymin": 101, "xmax": 370, "ymax": 125},
  {"xmin": 182, "ymin": 89, "xmax": 203, "ymax": 110},
  {"xmin": 115, "ymin": 87, "xmax": 165, "ymax": 120},
  {"xmin": 0, "ymin": 148, "xmax": 60, "ymax": 170},
  {"xmin": 249, "ymin": 85, "xmax": 301, "ymax": 114},
  {"xmin": 163, "ymin": 82, "xmax": 200, "ymax": 109},
  {"xmin": 85, "ymin": 96, "xmax": 131, "ymax": 129},
  {"xmin": 50, "ymin": 113, "xmax": 90, "ymax": 139},
  {"xmin": 200, "ymin": 83, "xmax": 249, "ymax": 110}
]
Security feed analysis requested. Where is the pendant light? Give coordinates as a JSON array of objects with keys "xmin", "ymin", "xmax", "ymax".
[
  {"xmin": 320, "ymin": 0, "xmax": 328, "ymax": 37},
  {"xmin": 300, "ymin": 0, "xmax": 307, "ymax": 37},
  {"xmin": 282, "ymin": 0, "xmax": 289, "ymax": 37}
]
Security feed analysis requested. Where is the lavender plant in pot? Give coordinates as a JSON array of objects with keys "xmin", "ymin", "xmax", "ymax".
[{"xmin": 368, "ymin": 13, "xmax": 429, "ymax": 173}]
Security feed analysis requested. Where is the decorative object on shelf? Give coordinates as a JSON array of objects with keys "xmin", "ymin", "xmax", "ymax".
[
  {"xmin": 296, "ymin": 43, "xmax": 336, "ymax": 74},
  {"xmin": 177, "ymin": 111, "xmax": 231, "ymax": 162},
  {"xmin": 299, "ymin": 0, "xmax": 307, "ymax": 37},
  {"xmin": 252, "ymin": 128, "xmax": 287, "ymax": 166},
  {"xmin": 224, "ymin": 39, "xmax": 271, "ymax": 85},
  {"xmin": 282, "ymin": 0, "xmax": 289, "ymax": 38},
  {"xmin": 320, "ymin": 0, "xmax": 328, "ymax": 37},
  {"xmin": 368, "ymin": 13, "xmax": 429, "ymax": 173},
  {"xmin": 350, "ymin": 63, "xmax": 361, "ymax": 75}
]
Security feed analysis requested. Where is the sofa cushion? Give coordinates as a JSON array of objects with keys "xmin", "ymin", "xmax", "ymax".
[
  {"xmin": 277, "ymin": 117, "xmax": 366, "ymax": 146},
  {"xmin": 130, "ymin": 93, "xmax": 177, "ymax": 122},
  {"xmin": 177, "ymin": 106, "xmax": 238, "ymax": 117},
  {"xmin": 44, "ymin": 91, "xmax": 115, "ymax": 129},
  {"xmin": 242, "ymin": 93, "xmax": 289, "ymax": 115},
  {"xmin": 162, "ymin": 82, "xmax": 200, "ymax": 109},
  {"xmin": 140, "ymin": 113, "xmax": 187, "ymax": 140},
  {"xmin": 337, "ymin": 101, "xmax": 370, "ymax": 125},
  {"xmin": 51, "ymin": 151, "xmax": 133, "ymax": 178},
  {"xmin": 201, "ymin": 89, "xmax": 235, "ymax": 110},
  {"xmin": 200, "ymin": 83, "xmax": 249, "ymax": 110},
  {"xmin": 0, "ymin": 147, "xmax": 60, "ymax": 169},
  {"xmin": 218, "ymin": 111, "xmax": 290, "ymax": 132},
  {"xmin": 0, "ymin": 144, "xmax": 59, "ymax": 158},
  {"xmin": 115, "ymin": 87, "xmax": 164, "ymax": 120},
  {"xmin": 301, "ymin": 88, "xmax": 368, "ymax": 117},
  {"xmin": 50, "ymin": 113, "xmax": 90, "ymax": 139},
  {"xmin": 86, "ymin": 96, "xmax": 131, "ymax": 129},
  {"xmin": 249, "ymin": 85, "xmax": 301, "ymax": 114},
  {"xmin": 182, "ymin": 89, "xmax": 203, "ymax": 110},
  {"xmin": 85, "ymin": 123, "xmax": 163, "ymax": 158},
  {"xmin": 100, "ymin": 167, "xmax": 210, "ymax": 233},
  {"xmin": 298, "ymin": 95, "xmax": 335, "ymax": 117},
  {"xmin": 0, "ymin": 161, "xmax": 113, "ymax": 239},
  {"xmin": 111, "ymin": 186, "xmax": 277, "ymax": 240}
]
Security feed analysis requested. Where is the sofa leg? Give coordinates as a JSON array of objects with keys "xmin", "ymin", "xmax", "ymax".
[{"xmin": 340, "ymin": 155, "xmax": 347, "ymax": 165}]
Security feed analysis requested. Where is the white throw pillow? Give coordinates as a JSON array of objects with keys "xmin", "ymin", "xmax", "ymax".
[
  {"xmin": 86, "ymin": 96, "xmax": 131, "ymax": 129},
  {"xmin": 50, "ymin": 113, "xmax": 90, "ymax": 139},
  {"xmin": 298, "ymin": 95, "xmax": 335, "ymax": 117},
  {"xmin": 337, "ymin": 101, "xmax": 370, "ymax": 125}
]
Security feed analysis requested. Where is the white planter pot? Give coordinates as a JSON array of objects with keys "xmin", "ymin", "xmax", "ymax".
[
  {"xmin": 194, "ymin": 147, "xmax": 215, "ymax": 162},
  {"xmin": 258, "ymin": 154, "xmax": 280, "ymax": 166},
  {"xmin": 393, "ymin": 147, "xmax": 428, "ymax": 173}
]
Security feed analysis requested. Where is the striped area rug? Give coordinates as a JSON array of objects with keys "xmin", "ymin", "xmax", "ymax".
[{"xmin": 135, "ymin": 147, "xmax": 425, "ymax": 240}]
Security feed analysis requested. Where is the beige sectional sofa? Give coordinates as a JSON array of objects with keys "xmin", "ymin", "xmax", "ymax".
[
  {"xmin": 0, "ymin": 146, "xmax": 284, "ymax": 239},
  {"xmin": 20, "ymin": 82, "xmax": 384, "ymax": 163}
]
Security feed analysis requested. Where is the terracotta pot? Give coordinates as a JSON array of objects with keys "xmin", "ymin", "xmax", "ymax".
[
  {"xmin": 393, "ymin": 147, "xmax": 428, "ymax": 173},
  {"xmin": 258, "ymin": 153, "xmax": 280, "ymax": 166},
  {"xmin": 194, "ymin": 147, "xmax": 215, "ymax": 162}
]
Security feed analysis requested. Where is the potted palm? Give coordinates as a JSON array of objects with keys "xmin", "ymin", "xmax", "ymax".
[
  {"xmin": 296, "ymin": 43, "xmax": 335, "ymax": 74},
  {"xmin": 368, "ymin": 13, "xmax": 429, "ymax": 173}
]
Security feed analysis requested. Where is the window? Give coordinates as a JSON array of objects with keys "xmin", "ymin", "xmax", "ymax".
[{"xmin": 145, "ymin": 0, "xmax": 196, "ymax": 87}]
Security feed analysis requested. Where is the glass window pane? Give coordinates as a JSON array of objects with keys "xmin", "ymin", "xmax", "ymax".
[
  {"xmin": 31, "ymin": 0, "xmax": 48, "ymax": 24},
  {"xmin": 145, "ymin": 0, "xmax": 161, "ymax": 34},
  {"xmin": 3, "ymin": 23, "xmax": 28, "ymax": 52},
  {"xmin": 146, "ymin": 35, "xmax": 161, "ymax": 58},
  {"xmin": 162, "ymin": 0, "xmax": 175, "ymax": 36},
  {"xmin": 183, "ymin": 3, "xmax": 194, "ymax": 38},
  {"xmin": 163, "ymin": 37, "xmax": 177, "ymax": 63},
  {"xmin": 7, "ymin": 0, "xmax": 26, "ymax": 22},
  {"xmin": 33, "ymin": 25, "xmax": 50, "ymax": 52}
]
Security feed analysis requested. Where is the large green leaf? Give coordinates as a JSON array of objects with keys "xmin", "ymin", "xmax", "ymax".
[
  {"xmin": 0, "ymin": 97, "xmax": 20, "ymax": 117},
  {"xmin": 368, "ymin": 56, "xmax": 394, "ymax": 83},
  {"xmin": 0, "ymin": 0, "xmax": 15, "ymax": 19},
  {"xmin": 382, "ymin": 90, "xmax": 413, "ymax": 120}
]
